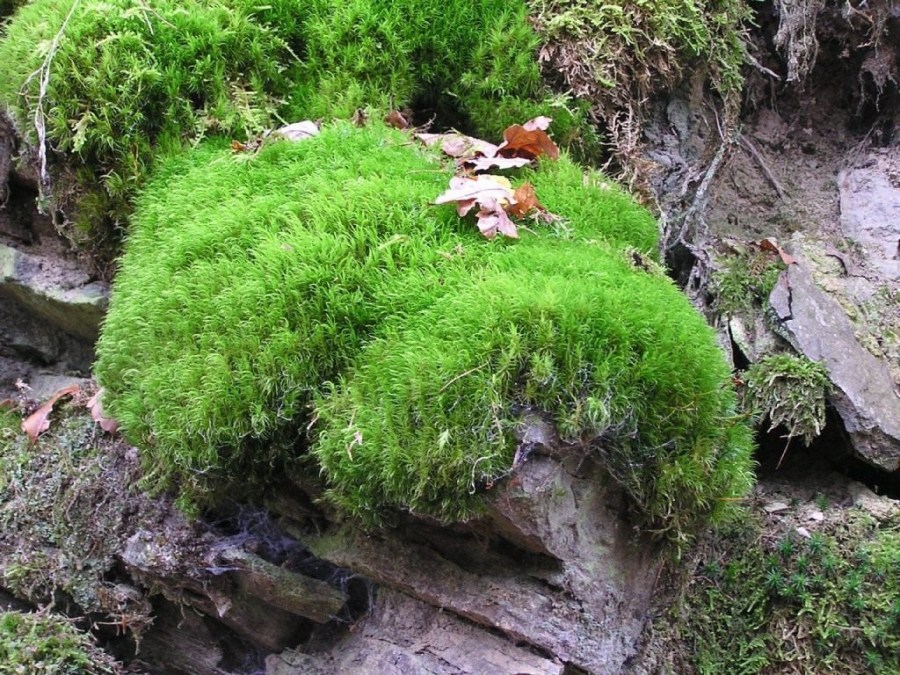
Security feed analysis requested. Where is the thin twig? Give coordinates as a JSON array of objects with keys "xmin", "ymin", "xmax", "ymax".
[
  {"xmin": 739, "ymin": 136, "xmax": 789, "ymax": 202},
  {"xmin": 21, "ymin": 0, "xmax": 82, "ymax": 193}
]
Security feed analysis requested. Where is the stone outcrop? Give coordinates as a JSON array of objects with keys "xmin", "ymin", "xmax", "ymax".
[
  {"xmin": 0, "ymin": 242, "xmax": 107, "ymax": 374},
  {"xmin": 770, "ymin": 262, "xmax": 900, "ymax": 473}
]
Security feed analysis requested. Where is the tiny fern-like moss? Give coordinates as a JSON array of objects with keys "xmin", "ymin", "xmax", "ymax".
[{"xmin": 97, "ymin": 122, "xmax": 752, "ymax": 547}]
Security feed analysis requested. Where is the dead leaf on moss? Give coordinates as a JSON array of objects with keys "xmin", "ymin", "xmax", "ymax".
[
  {"xmin": 476, "ymin": 201, "xmax": 519, "ymax": 239},
  {"xmin": 465, "ymin": 156, "xmax": 532, "ymax": 172},
  {"xmin": 21, "ymin": 384, "xmax": 81, "ymax": 443},
  {"xmin": 507, "ymin": 182, "xmax": 542, "ymax": 218},
  {"xmin": 87, "ymin": 388, "xmax": 119, "ymax": 435},
  {"xmin": 351, "ymin": 108, "xmax": 368, "ymax": 127},
  {"xmin": 434, "ymin": 175, "xmax": 515, "ymax": 208},
  {"xmin": 497, "ymin": 116, "xmax": 559, "ymax": 160},
  {"xmin": 385, "ymin": 110, "xmax": 411, "ymax": 130},
  {"xmin": 275, "ymin": 121, "xmax": 320, "ymax": 142}
]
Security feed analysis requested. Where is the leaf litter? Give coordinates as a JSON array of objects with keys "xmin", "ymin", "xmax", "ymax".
[{"xmin": 423, "ymin": 116, "xmax": 561, "ymax": 238}]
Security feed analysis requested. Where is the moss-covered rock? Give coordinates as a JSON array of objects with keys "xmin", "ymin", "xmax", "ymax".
[
  {"xmin": 96, "ymin": 122, "xmax": 752, "ymax": 545},
  {"xmin": 0, "ymin": 0, "xmax": 592, "ymax": 241}
]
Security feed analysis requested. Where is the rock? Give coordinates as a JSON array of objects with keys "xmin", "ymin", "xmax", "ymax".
[
  {"xmin": 838, "ymin": 150, "xmax": 900, "ymax": 281},
  {"xmin": 0, "ymin": 243, "xmax": 107, "ymax": 372},
  {"xmin": 848, "ymin": 481, "xmax": 900, "ymax": 521},
  {"xmin": 770, "ymin": 262, "xmax": 900, "ymax": 472},
  {"xmin": 309, "ymin": 454, "xmax": 660, "ymax": 674},
  {"xmin": 763, "ymin": 501, "xmax": 791, "ymax": 514},
  {"xmin": 266, "ymin": 589, "xmax": 563, "ymax": 675}
]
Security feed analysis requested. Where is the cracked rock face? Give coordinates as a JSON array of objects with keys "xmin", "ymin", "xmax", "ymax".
[
  {"xmin": 839, "ymin": 150, "xmax": 900, "ymax": 281},
  {"xmin": 0, "ymin": 243, "xmax": 107, "ymax": 375},
  {"xmin": 770, "ymin": 263, "xmax": 900, "ymax": 473}
]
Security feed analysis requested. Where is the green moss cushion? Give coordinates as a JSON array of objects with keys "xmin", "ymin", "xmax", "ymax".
[{"xmin": 96, "ymin": 122, "xmax": 752, "ymax": 542}]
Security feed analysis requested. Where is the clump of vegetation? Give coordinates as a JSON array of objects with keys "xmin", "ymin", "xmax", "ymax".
[
  {"xmin": 0, "ymin": 610, "xmax": 124, "ymax": 674},
  {"xmin": 0, "ymin": 0, "xmax": 311, "ymax": 234},
  {"xmin": 97, "ymin": 122, "xmax": 753, "ymax": 546},
  {"xmin": 742, "ymin": 353, "xmax": 830, "ymax": 445},
  {"xmin": 0, "ymin": 0, "xmax": 592, "ymax": 244},
  {"xmin": 680, "ymin": 513, "xmax": 900, "ymax": 673},
  {"xmin": 714, "ymin": 249, "xmax": 786, "ymax": 314},
  {"xmin": 0, "ymin": 405, "xmax": 152, "ymax": 637},
  {"xmin": 530, "ymin": 0, "xmax": 751, "ymax": 172}
]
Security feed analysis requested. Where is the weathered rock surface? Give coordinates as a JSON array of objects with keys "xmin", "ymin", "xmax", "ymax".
[
  {"xmin": 305, "ymin": 453, "xmax": 660, "ymax": 674},
  {"xmin": 0, "ymin": 242, "xmax": 106, "ymax": 373},
  {"xmin": 267, "ymin": 589, "xmax": 563, "ymax": 675},
  {"xmin": 838, "ymin": 150, "xmax": 900, "ymax": 281},
  {"xmin": 770, "ymin": 262, "xmax": 900, "ymax": 472}
]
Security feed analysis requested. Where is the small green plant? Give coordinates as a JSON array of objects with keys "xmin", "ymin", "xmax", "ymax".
[
  {"xmin": 714, "ymin": 250, "xmax": 786, "ymax": 314},
  {"xmin": 0, "ymin": 610, "xmax": 123, "ymax": 674},
  {"xmin": 742, "ymin": 353, "xmax": 830, "ymax": 445},
  {"xmin": 96, "ymin": 122, "xmax": 753, "ymax": 547},
  {"xmin": 679, "ymin": 514, "xmax": 900, "ymax": 674}
]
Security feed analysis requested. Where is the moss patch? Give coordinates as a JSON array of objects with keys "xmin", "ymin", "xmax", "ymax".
[
  {"xmin": 97, "ymin": 122, "xmax": 752, "ymax": 545},
  {"xmin": 0, "ymin": 0, "xmax": 592, "ymax": 244},
  {"xmin": 678, "ymin": 511, "xmax": 900, "ymax": 673},
  {"xmin": 0, "ymin": 610, "xmax": 124, "ymax": 674},
  {"xmin": 0, "ymin": 403, "xmax": 152, "ymax": 638}
]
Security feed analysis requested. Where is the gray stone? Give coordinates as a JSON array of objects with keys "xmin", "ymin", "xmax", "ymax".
[
  {"xmin": 838, "ymin": 150, "xmax": 900, "ymax": 281},
  {"xmin": 267, "ymin": 589, "xmax": 563, "ymax": 675},
  {"xmin": 0, "ymin": 243, "xmax": 107, "ymax": 372},
  {"xmin": 309, "ymin": 454, "xmax": 660, "ymax": 675},
  {"xmin": 770, "ymin": 263, "xmax": 900, "ymax": 472}
]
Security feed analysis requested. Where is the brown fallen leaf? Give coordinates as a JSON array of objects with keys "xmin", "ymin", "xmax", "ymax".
[
  {"xmin": 476, "ymin": 201, "xmax": 519, "ymax": 239},
  {"xmin": 497, "ymin": 116, "xmax": 559, "ymax": 161},
  {"xmin": 434, "ymin": 175, "xmax": 514, "ymax": 207},
  {"xmin": 87, "ymin": 388, "xmax": 119, "ymax": 435},
  {"xmin": 758, "ymin": 237, "xmax": 796, "ymax": 265},
  {"xmin": 506, "ymin": 182, "xmax": 542, "ymax": 219},
  {"xmin": 230, "ymin": 140, "xmax": 246, "ymax": 153},
  {"xmin": 384, "ymin": 110, "xmax": 410, "ymax": 130},
  {"xmin": 21, "ymin": 384, "xmax": 81, "ymax": 443}
]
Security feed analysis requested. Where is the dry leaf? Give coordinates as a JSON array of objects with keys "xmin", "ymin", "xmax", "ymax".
[
  {"xmin": 758, "ymin": 237, "xmax": 796, "ymax": 265},
  {"xmin": 476, "ymin": 202, "xmax": 519, "ymax": 239},
  {"xmin": 434, "ymin": 175, "xmax": 514, "ymax": 207},
  {"xmin": 21, "ymin": 384, "xmax": 80, "ymax": 443},
  {"xmin": 87, "ymin": 388, "xmax": 119, "ymax": 434},
  {"xmin": 414, "ymin": 132, "xmax": 443, "ymax": 146},
  {"xmin": 384, "ymin": 110, "xmax": 410, "ymax": 130},
  {"xmin": 497, "ymin": 117, "xmax": 559, "ymax": 161},
  {"xmin": 506, "ymin": 182, "xmax": 542, "ymax": 218},
  {"xmin": 230, "ymin": 140, "xmax": 246, "ymax": 153},
  {"xmin": 275, "ymin": 121, "xmax": 319, "ymax": 142},
  {"xmin": 464, "ymin": 156, "xmax": 531, "ymax": 172},
  {"xmin": 350, "ymin": 108, "xmax": 368, "ymax": 127}
]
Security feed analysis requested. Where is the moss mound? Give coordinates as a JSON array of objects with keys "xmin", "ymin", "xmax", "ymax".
[
  {"xmin": 96, "ymin": 122, "xmax": 752, "ymax": 542},
  {"xmin": 0, "ymin": 610, "xmax": 123, "ymax": 674},
  {"xmin": 0, "ymin": 0, "xmax": 590, "ymax": 240}
]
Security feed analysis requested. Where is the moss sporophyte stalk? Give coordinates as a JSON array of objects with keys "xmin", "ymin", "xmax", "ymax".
[{"xmin": 94, "ymin": 122, "xmax": 754, "ymax": 547}]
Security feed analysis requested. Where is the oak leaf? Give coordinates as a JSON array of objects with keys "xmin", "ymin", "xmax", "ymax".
[
  {"xmin": 87, "ymin": 388, "xmax": 119, "ymax": 434},
  {"xmin": 497, "ymin": 116, "xmax": 559, "ymax": 160},
  {"xmin": 21, "ymin": 384, "xmax": 80, "ymax": 443}
]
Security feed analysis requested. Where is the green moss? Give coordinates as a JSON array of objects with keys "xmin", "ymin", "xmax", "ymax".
[
  {"xmin": 531, "ymin": 0, "xmax": 751, "ymax": 100},
  {"xmin": 96, "ymin": 122, "xmax": 752, "ymax": 545},
  {"xmin": 0, "ymin": 0, "xmax": 594, "ymax": 242},
  {"xmin": 0, "ymin": 611, "xmax": 123, "ymax": 674},
  {"xmin": 0, "ymin": 0, "xmax": 307, "ymax": 234},
  {"xmin": 714, "ymin": 250, "xmax": 786, "ymax": 315},
  {"xmin": 742, "ymin": 353, "xmax": 830, "ymax": 445},
  {"xmin": 680, "ymin": 514, "xmax": 900, "ymax": 673}
]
